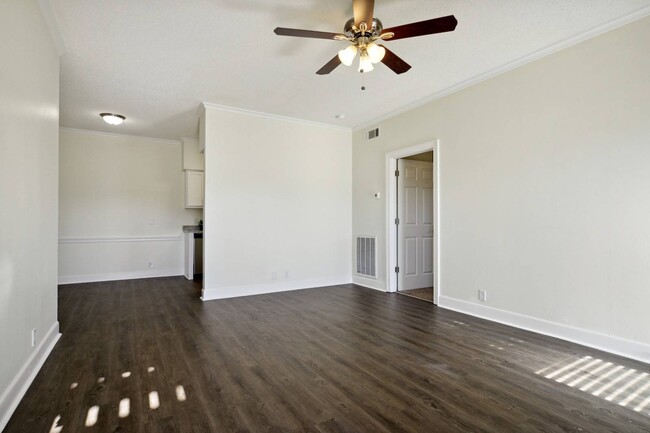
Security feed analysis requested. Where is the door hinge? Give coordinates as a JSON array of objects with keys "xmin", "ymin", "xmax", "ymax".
[
  {"xmin": 395, "ymin": 266, "xmax": 400, "ymax": 273},
  {"xmin": 395, "ymin": 218, "xmax": 399, "ymax": 225},
  {"xmin": 395, "ymin": 169, "xmax": 399, "ymax": 177}
]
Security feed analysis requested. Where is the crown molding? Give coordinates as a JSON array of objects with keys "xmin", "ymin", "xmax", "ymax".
[
  {"xmin": 180, "ymin": 137, "xmax": 199, "ymax": 143},
  {"xmin": 36, "ymin": 0, "xmax": 66, "ymax": 56},
  {"xmin": 59, "ymin": 127, "xmax": 181, "ymax": 145},
  {"xmin": 200, "ymin": 102, "xmax": 351, "ymax": 132},
  {"xmin": 352, "ymin": 4, "xmax": 650, "ymax": 132}
]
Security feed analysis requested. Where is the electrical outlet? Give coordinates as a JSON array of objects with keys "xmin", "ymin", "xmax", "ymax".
[
  {"xmin": 478, "ymin": 290, "xmax": 487, "ymax": 302},
  {"xmin": 271, "ymin": 272, "xmax": 277, "ymax": 281},
  {"xmin": 31, "ymin": 328, "xmax": 37, "ymax": 347},
  {"xmin": 148, "ymin": 261, "xmax": 154, "ymax": 269},
  {"xmin": 284, "ymin": 270, "xmax": 290, "ymax": 279},
  {"xmin": 147, "ymin": 217, "xmax": 155, "ymax": 225}
]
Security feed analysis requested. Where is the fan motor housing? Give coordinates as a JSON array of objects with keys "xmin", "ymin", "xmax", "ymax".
[{"xmin": 344, "ymin": 17, "xmax": 383, "ymax": 39}]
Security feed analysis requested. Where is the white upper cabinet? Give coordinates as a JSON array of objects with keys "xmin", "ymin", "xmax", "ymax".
[{"xmin": 185, "ymin": 170, "xmax": 204, "ymax": 208}]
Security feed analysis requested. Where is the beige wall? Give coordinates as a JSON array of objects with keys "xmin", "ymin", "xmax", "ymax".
[
  {"xmin": 0, "ymin": 0, "xmax": 60, "ymax": 427},
  {"xmin": 58, "ymin": 129, "xmax": 202, "ymax": 282},
  {"xmin": 352, "ymin": 17, "xmax": 650, "ymax": 356},
  {"xmin": 201, "ymin": 106, "xmax": 352, "ymax": 299}
]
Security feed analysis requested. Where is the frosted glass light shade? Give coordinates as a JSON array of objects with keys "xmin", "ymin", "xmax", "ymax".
[
  {"xmin": 366, "ymin": 43, "xmax": 386, "ymax": 64},
  {"xmin": 100, "ymin": 113, "xmax": 125, "ymax": 125},
  {"xmin": 338, "ymin": 45, "xmax": 358, "ymax": 66},
  {"xmin": 358, "ymin": 55, "xmax": 374, "ymax": 73}
]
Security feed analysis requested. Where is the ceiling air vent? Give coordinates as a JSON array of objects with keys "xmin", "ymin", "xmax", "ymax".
[{"xmin": 368, "ymin": 127, "xmax": 380, "ymax": 140}]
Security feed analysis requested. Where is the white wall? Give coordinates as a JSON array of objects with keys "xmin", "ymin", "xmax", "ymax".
[
  {"xmin": 201, "ymin": 105, "xmax": 352, "ymax": 300},
  {"xmin": 0, "ymin": 0, "xmax": 60, "ymax": 428},
  {"xmin": 352, "ymin": 17, "xmax": 650, "ymax": 360},
  {"xmin": 58, "ymin": 129, "xmax": 202, "ymax": 283}
]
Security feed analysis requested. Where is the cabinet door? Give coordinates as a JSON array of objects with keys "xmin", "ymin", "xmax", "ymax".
[{"xmin": 185, "ymin": 170, "xmax": 204, "ymax": 208}]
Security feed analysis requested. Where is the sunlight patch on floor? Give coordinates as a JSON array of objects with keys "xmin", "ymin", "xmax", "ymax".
[
  {"xmin": 118, "ymin": 398, "xmax": 130, "ymax": 418},
  {"xmin": 176, "ymin": 385, "xmax": 187, "ymax": 402},
  {"xmin": 149, "ymin": 391, "xmax": 160, "ymax": 409},
  {"xmin": 85, "ymin": 405, "xmax": 99, "ymax": 427},
  {"xmin": 49, "ymin": 415, "xmax": 63, "ymax": 433},
  {"xmin": 537, "ymin": 356, "xmax": 650, "ymax": 417}
]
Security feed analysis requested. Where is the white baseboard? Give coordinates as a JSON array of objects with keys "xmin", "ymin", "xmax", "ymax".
[
  {"xmin": 201, "ymin": 276, "xmax": 352, "ymax": 301},
  {"xmin": 352, "ymin": 275, "xmax": 386, "ymax": 292},
  {"xmin": 0, "ymin": 322, "xmax": 61, "ymax": 431},
  {"xmin": 438, "ymin": 296, "xmax": 650, "ymax": 365},
  {"xmin": 58, "ymin": 268, "xmax": 183, "ymax": 285}
]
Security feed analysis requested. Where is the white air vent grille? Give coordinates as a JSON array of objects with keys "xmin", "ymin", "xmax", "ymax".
[
  {"xmin": 368, "ymin": 127, "xmax": 380, "ymax": 140},
  {"xmin": 356, "ymin": 236, "xmax": 377, "ymax": 278}
]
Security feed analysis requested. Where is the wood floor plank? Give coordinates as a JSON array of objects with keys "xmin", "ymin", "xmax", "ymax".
[{"xmin": 4, "ymin": 278, "xmax": 650, "ymax": 432}]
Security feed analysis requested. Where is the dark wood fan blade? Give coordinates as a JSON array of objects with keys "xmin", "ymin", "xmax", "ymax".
[
  {"xmin": 382, "ymin": 15, "xmax": 457, "ymax": 41},
  {"xmin": 353, "ymin": 0, "xmax": 375, "ymax": 28},
  {"xmin": 274, "ymin": 27, "xmax": 342, "ymax": 40},
  {"xmin": 380, "ymin": 45, "xmax": 411, "ymax": 74},
  {"xmin": 316, "ymin": 55, "xmax": 342, "ymax": 75}
]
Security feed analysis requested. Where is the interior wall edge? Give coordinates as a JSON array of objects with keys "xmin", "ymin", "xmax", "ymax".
[
  {"xmin": 36, "ymin": 0, "xmax": 66, "ymax": 55},
  {"xmin": 0, "ymin": 322, "xmax": 60, "ymax": 432},
  {"xmin": 439, "ymin": 295, "xmax": 650, "ymax": 365},
  {"xmin": 201, "ymin": 277, "xmax": 353, "ymax": 301}
]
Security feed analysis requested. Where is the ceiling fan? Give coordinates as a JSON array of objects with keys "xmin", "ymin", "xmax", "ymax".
[{"xmin": 273, "ymin": 0, "xmax": 457, "ymax": 75}]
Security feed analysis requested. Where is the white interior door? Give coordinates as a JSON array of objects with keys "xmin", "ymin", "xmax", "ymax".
[{"xmin": 397, "ymin": 159, "xmax": 434, "ymax": 291}]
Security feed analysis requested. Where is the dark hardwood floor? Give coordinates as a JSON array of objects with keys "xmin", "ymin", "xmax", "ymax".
[{"xmin": 4, "ymin": 277, "xmax": 650, "ymax": 432}]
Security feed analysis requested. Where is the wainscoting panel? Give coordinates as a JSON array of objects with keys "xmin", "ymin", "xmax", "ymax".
[{"xmin": 58, "ymin": 236, "xmax": 185, "ymax": 284}]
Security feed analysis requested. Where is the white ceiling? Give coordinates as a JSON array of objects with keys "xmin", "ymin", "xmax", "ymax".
[{"xmin": 52, "ymin": 0, "xmax": 650, "ymax": 140}]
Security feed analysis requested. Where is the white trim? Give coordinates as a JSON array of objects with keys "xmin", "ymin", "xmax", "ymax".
[
  {"xmin": 201, "ymin": 276, "xmax": 352, "ymax": 301},
  {"xmin": 439, "ymin": 296, "xmax": 650, "ymax": 365},
  {"xmin": 36, "ymin": 0, "xmax": 66, "ymax": 56},
  {"xmin": 180, "ymin": 137, "xmax": 199, "ymax": 144},
  {"xmin": 0, "ymin": 322, "xmax": 60, "ymax": 432},
  {"xmin": 58, "ymin": 268, "xmax": 184, "ymax": 285},
  {"xmin": 201, "ymin": 102, "xmax": 351, "ymax": 132},
  {"xmin": 352, "ymin": 276, "xmax": 386, "ymax": 292},
  {"xmin": 58, "ymin": 235, "xmax": 182, "ymax": 244},
  {"xmin": 353, "ymin": 5, "xmax": 650, "ymax": 132},
  {"xmin": 385, "ymin": 141, "xmax": 441, "ymax": 304},
  {"xmin": 59, "ymin": 127, "xmax": 181, "ymax": 145}
]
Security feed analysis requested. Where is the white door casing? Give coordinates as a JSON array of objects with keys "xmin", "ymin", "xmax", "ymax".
[{"xmin": 397, "ymin": 159, "xmax": 434, "ymax": 291}]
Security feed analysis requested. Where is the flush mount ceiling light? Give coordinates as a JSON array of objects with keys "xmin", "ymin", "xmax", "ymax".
[
  {"xmin": 274, "ymin": 0, "xmax": 458, "ymax": 75},
  {"xmin": 100, "ymin": 113, "xmax": 126, "ymax": 125}
]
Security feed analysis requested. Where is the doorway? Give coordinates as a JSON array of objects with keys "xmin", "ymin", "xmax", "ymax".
[
  {"xmin": 396, "ymin": 154, "xmax": 434, "ymax": 302},
  {"xmin": 385, "ymin": 140, "xmax": 440, "ymax": 304}
]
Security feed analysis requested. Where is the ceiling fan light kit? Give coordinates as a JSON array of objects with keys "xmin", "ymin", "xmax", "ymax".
[
  {"xmin": 273, "ymin": 0, "xmax": 457, "ymax": 76},
  {"xmin": 358, "ymin": 54, "xmax": 374, "ymax": 73},
  {"xmin": 338, "ymin": 45, "xmax": 358, "ymax": 66}
]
